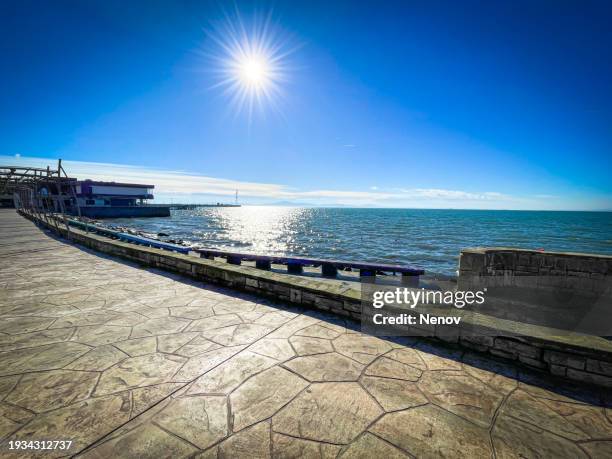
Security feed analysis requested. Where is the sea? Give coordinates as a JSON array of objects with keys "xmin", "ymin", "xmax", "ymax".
[{"xmin": 105, "ymin": 207, "xmax": 612, "ymax": 276}]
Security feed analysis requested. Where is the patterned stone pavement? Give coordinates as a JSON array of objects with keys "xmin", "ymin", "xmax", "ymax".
[{"xmin": 0, "ymin": 209, "xmax": 611, "ymax": 458}]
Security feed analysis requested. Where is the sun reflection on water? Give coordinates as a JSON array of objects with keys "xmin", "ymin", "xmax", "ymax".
[{"xmin": 193, "ymin": 206, "xmax": 313, "ymax": 255}]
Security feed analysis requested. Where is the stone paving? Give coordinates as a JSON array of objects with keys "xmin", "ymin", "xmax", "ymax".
[{"xmin": 0, "ymin": 209, "xmax": 611, "ymax": 458}]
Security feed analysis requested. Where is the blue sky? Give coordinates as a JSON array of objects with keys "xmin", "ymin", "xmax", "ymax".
[{"xmin": 1, "ymin": 0, "xmax": 611, "ymax": 210}]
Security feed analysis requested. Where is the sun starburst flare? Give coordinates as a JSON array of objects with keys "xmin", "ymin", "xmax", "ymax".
[{"xmin": 204, "ymin": 11, "xmax": 297, "ymax": 122}]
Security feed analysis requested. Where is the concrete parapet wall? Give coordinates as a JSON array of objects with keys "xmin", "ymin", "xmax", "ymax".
[{"xmin": 22, "ymin": 212, "xmax": 612, "ymax": 388}]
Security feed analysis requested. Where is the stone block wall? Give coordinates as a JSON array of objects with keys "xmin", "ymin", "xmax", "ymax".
[{"xmin": 459, "ymin": 247, "xmax": 612, "ymax": 293}]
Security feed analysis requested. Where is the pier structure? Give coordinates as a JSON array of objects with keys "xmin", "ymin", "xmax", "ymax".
[
  {"xmin": 167, "ymin": 203, "xmax": 241, "ymax": 209},
  {"xmin": 1, "ymin": 160, "xmax": 170, "ymax": 219},
  {"xmin": 0, "ymin": 208, "xmax": 611, "ymax": 458},
  {"xmin": 0, "ymin": 160, "xmax": 80, "ymax": 233}
]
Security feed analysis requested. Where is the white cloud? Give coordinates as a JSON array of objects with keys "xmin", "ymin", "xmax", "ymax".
[
  {"xmin": 397, "ymin": 188, "xmax": 513, "ymax": 201},
  {"xmin": 3, "ymin": 155, "xmax": 584, "ymax": 209}
]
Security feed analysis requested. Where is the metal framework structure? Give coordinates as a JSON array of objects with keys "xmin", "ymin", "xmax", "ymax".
[{"xmin": 0, "ymin": 160, "xmax": 81, "ymax": 234}]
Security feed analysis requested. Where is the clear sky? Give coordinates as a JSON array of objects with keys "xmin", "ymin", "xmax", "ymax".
[{"xmin": 1, "ymin": 0, "xmax": 611, "ymax": 210}]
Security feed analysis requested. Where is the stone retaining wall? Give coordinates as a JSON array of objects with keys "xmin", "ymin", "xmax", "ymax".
[
  {"xmin": 457, "ymin": 247, "xmax": 612, "ymax": 386},
  {"xmin": 22, "ymin": 212, "xmax": 612, "ymax": 388},
  {"xmin": 459, "ymin": 247, "xmax": 612, "ymax": 291}
]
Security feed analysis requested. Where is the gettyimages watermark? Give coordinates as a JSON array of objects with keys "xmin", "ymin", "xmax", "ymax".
[
  {"xmin": 362, "ymin": 284, "xmax": 487, "ymax": 336},
  {"xmin": 361, "ymin": 276, "xmax": 612, "ymax": 337},
  {"xmin": 372, "ymin": 288, "xmax": 486, "ymax": 309}
]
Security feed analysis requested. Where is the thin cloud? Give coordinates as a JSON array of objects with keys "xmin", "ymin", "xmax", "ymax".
[
  {"xmin": 398, "ymin": 188, "xmax": 513, "ymax": 201},
  {"xmin": 1, "ymin": 155, "xmax": 548, "ymax": 208}
]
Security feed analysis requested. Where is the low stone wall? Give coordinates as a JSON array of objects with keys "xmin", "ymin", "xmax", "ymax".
[
  {"xmin": 459, "ymin": 247, "xmax": 611, "ymax": 290},
  {"xmin": 457, "ymin": 247, "xmax": 612, "ymax": 386},
  {"xmin": 22, "ymin": 212, "xmax": 612, "ymax": 388}
]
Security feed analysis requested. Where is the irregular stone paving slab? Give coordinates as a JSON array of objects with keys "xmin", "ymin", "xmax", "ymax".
[
  {"xmin": 145, "ymin": 294, "xmax": 199, "ymax": 309},
  {"xmin": 317, "ymin": 320, "xmax": 349, "ymax": 335},
  {"xmin": 265, "ymin": 315, "xmax": 320, "ymax": 339},
  {"xmin": 273, "ymin": 433, "xmax": 343, "ymax": 458},
  {"xmin": 340, "ymin": 433, "xmax": 409, "ymax": 458},
  {"xmin": 248, "ymin": 338, "xmax": 295, "ymax": 361},
  {"xmin": 2, "ymin": 211, "xmax": 611, "ymax": 458},
  {"xmin": 0, "ymin": 342, "xmax": 91, "ymax": 376},
  {"xmin": 365, "ymin": 357, "xmax": 422, "ymax": 381},
  {"xmin": 0, "ymin": 317, "xmax": 55, "ymax": 335},
  {"xmin": 273, "ymin": 382, "xmax": 383, "ymax": 444},
  {"xmin": 272, "ymin": 433, "xmax": 321, "ymax": 457},
  {"xmin": 155, "ymin": 395, "xmax": 227, "ymax": 449},
  {"xmin": 290, "ymin": 335, "xmax": 333, "ymax": 355},
  {"xmin": 188, "ymin": 298, "xmax": 220, "ymax": 309},
  {"xmin": 214, "ymin": 299, "xmax": 257, "ymax": 315},
  {"xmin": 3, "ymin": 393, "xmax": 132, "ymax": 458},
  {"xmin": 414, "ymin": 347, "xmax": 462, "ymax": 370},
  {"xmin": 0, "ymin": 328, "xmax": 73, "ymax": 352},
  {"xmin": 175, "ymin": 336, "xmax": 222, "ymax": 357},
  {"xmin": 6, "ymin": 370, "xmax": 98, "ymax": 412},
  {"xmin": 105, "ymin": 312, "xmax": 150, "ymax": 327},
  {"xmin": 518, "ymin": 372, "xmax": 603, "ymax": 405},
  {"xmin": 49, "ymin": 311, "xmax": 123, "ymax": 328},
  {"xmin": 79, "ymin": 423, "xmax": 198, "ymax": 459},
  {"xmin": 581, "ymin": 441, "xmax": 612, "ymax": 458},
  {"xmin": 384, "ymin": 348, "xmax": 426, "ymax": 370},
  {"xmin": 170, "ymin": 305, "xmax": 215, "ymax": 320},
  {"xmin": 95, "ymin": 353, "xmax": 187, "ymax": 395},
  {"xmin": 201, "ymin": 323, "xmax": 274, "ymax": 346},
  {"xmin": 238, "ymin": 311, "xmax": 265, "ymax": 322},
  {"xmin": 218, "ymin": 421, "xmax": 271, "ymax": 459},
  {"xmin": 231, "ymin": 366, "xmax": 309, "ymax": 431},
  {"xmin": 271, "ymin": 433, "xmax": 342, "ymax": 458},
  {"xmin": 0, "ymin": 402, "xmax": 34, "ymax": 439},
  {"xmin": 5, "ymin": 302, "xmax": 78, "ymax": 317},
  {"xmin": 492, "ymin": 415, "xmax": 588, "ymax": 459},
  {"xmin": 44, "ymin": 292, "xmax": 92, "ymax": 306},
  {"xmin": 66, "ymin": 345, "xmax": 128, "ymax": 371},
  {"xmin": 114, "ymin": 337, "xmax": 158, "ymax": 356},
  {"xmin": 156, "ymin": 332, "xmax": 199, "ymax": 353},
  {"xmin": 284, "ymin": 353, "xmax": 364, "ymax": 382},
  {"xmin": 173, "ymin": 345, "xmax": 245, "ymax": 381},
  {"xmin": 130, "ymin": 383, "xmax": 184, "ymax": 417},
  {"xmin": 499, "ymin": 389, "xmax": 592, "ymax": 441},
  {"xmin": 186, "ymin": 314, "xmax": 243, "ymax": 332},
  {"xmin": 130, "ymin": 317, "xmax": 190, "ymax": 338},
  {"xmin": 417, "ymin": 370, "xmax": 505, "ymax": 428},
  {"xmin": 0, "ymin": 375, "xmax": 20, "ymax": 400},
  {"xmin": 370, "ymin": 405, "xmax": 492, "ymax": 458},
  {"xmin": 295, "ymin": 324, "xmax": 340, "ymax": 339},
  {"xmin": 254, "ymin": 312, "xmax": 292, "ymax": 328},
  {"xmin": 361, "ymin": 376, "xmax": 428, "ymax": 412},
  {"xmin": 461, "ymin": 352, "xmax": 518, "ymax": 394},
  {"xmin": 534, "ymin": 397, "xmax": 612, "ymax": 439},
  {"xmin": 333, "ymin": 334, "xmax": 392, "ymax": 364},
  {"xmin": 188, "ymin": 351, "xmax": 276, "ymax": 395},
  {"xmin": 71, "ymin": 325, "xmax": 132, "ymax": 346}
]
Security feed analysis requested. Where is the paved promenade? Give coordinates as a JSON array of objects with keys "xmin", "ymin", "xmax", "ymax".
[{"xmin": 0, "ymin": 209, "xmax": 610, "ymax": 458}]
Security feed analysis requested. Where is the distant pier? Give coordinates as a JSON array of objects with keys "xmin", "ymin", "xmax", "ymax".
[{"xmin": 168, "ymin": 203, "xmax": 241, "ymax": 209}]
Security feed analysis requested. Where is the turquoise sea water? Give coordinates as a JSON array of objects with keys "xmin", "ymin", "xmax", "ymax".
[{"xmin": 107, "ymin": 207, "xmax": 612, "ymax": 276}]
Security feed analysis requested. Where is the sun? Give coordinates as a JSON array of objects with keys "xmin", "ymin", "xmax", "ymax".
[
  {"xmin": 237, "ymin": 55, "xmax": 270, "ymax": 87},
  {"xmin": 204, "ymin": 11, "xmax": 296, "ymax": 122}
]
